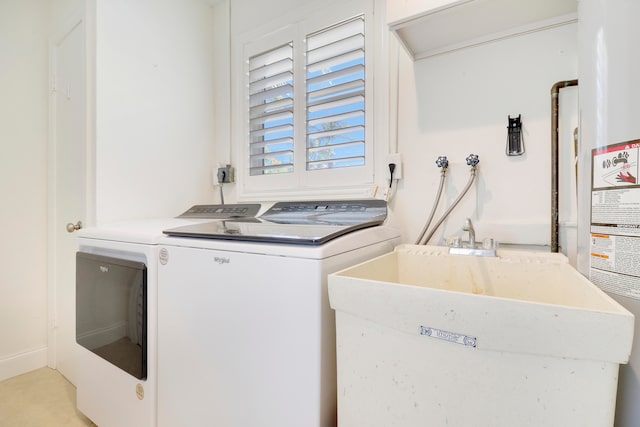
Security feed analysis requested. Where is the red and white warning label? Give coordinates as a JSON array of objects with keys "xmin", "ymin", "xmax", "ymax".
[{"xmin": 590, "ymin": 140, "xmax": 640, "ymax": 299}]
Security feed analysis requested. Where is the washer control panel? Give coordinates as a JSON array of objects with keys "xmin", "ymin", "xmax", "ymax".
[{"xmin": 177, "ymin": 204, "xmax": 261, "ymax": 219}]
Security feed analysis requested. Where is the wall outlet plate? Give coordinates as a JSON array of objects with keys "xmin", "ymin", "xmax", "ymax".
[{"xmin": 217, "ymin": 164, "xmax": 234, "ymax": 183}]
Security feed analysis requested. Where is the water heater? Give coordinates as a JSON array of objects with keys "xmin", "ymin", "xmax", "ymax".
[{"xmin": 578, "ymin": 0, "xmax": 640, "ymax": 425}]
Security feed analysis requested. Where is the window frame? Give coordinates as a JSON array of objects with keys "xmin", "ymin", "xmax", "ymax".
[{"xmin": 232, "ymin": 0, "xmax": 379, "ymax": 201}]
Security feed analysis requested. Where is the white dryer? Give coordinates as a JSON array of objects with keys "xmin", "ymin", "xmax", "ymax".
[
  {"xmin": 74, "ymin": 205, "xmax": 260, "ymax": 427},
  {"xmin": 157, "ymin": 200, "xmax": 400, "ymax": 427}
]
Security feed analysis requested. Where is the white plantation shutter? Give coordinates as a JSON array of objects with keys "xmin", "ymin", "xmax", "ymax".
[
  {"xmin": 306, "ymin": 16, "xmax": 365, "ymax": 171},
  {"xmin": 248, "ymin": 43, "xmax": 294, "ymax": 175},
  {"xmin": 238, "ymin": 1, "xmax": 375, "ymax": 198}
]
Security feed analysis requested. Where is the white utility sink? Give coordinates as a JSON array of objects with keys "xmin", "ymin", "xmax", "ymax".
[{"xmin": 328, "ymin": 244, "xmax": 634, "ymax": 427}]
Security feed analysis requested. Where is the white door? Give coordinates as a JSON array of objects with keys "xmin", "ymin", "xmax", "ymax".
[{"xmin": 49, "ymin": 20, "xmax": 86, "ymax": 386}]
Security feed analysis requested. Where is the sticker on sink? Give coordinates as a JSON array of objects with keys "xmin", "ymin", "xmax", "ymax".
[{"xmin": 420, "ymin": 325, "xmax": 477, "ymax": 348}]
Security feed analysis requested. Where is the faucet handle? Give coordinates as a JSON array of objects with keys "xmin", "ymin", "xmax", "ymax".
[
  {"xmin": 447, "ymin": 236, "xmax": 463, "ymax": 248},
  {"xmin": 483, "ymin": 237, "xmax": 498, "ymax": 250}
]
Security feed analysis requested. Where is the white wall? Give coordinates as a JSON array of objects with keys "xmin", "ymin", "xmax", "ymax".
[
  {"xmin": 94, "ymin": 0, "xmax": 217, "ymax": 223},
  {"xmin": 50, "ymin": 0, "xmax": 82, "ymax": 29},
  {"xmin": 230, "ymin": 0, "xmax": 305, "ymax": 35},
  {"xmin": 392, "ymin": 23, "xmax": 579, "ymax": 253},
  {"xmin": 0, "ymin": 0, "xmax": 51, "ymax": 381}
]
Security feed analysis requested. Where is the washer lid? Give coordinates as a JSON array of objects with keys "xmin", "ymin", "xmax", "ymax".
[{"xmin": 162, "ymin": 200, "xmax": 387, "ymax": 245}]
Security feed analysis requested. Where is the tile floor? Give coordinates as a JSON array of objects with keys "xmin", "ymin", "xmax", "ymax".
[{"xmin": 0, "ymin": 368, "xmax": 95, "ymax": 427}]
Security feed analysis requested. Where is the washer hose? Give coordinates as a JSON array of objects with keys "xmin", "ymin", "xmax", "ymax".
[
  {"xmin": 415, "ymin": 157, "xmax": 448, "ymax": 244},
  {"xmin": 422, "ymin": 154, "xmax": 479, "ymax": 245}
]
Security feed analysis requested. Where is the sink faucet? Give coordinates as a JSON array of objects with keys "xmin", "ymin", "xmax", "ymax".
[
  {"xmin": 463, "ymin": 218, "xmax": 475, "ymax": 248},
  {"xmin": 449, "ymin": 218, "xmax": 497, "ymax": 257}
]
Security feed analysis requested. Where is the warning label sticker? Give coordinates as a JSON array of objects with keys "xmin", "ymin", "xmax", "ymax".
[
  {"xmin": 590, "ymin": 140, "xmax": 640, "ymax": 299},
  {"xmin": 592, "ymin": 141, "xmax": 640, "ymax": 190}
]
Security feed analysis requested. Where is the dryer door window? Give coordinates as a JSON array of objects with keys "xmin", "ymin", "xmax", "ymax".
[{"xmin": 76, "ymin": 252, "xmax": 147, "ymax": 380}]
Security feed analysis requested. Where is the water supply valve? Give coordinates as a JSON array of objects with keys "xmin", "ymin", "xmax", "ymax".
[
  {"xmin": 436, "ymin": 156, "xmax": 449, "ymax": 169},
  {"xmin": 466, "ymin": 153, "xmax": 480, "ymax": 167}
]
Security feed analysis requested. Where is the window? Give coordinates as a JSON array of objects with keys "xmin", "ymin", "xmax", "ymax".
[{"xmin": 236, "ymin": 0, "xmax": 377, "ymax": 199}]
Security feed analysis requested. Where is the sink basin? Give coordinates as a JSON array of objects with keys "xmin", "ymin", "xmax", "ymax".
[{"xmin": 328, "ymin": 244, "xmax": 634, "ymax": 427}]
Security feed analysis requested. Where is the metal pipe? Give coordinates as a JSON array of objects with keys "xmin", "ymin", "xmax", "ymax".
[{"xmin": 551, "ymin": 79, "xmax": 578, "ymax": 252}]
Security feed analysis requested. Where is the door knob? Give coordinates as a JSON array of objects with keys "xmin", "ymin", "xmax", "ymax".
[{"xmin": 66, "ymin": 221, "xmax": 83, "ymax": 233}]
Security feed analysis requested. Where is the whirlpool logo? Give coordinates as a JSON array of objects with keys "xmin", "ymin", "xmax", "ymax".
[{"xmin": 214, "ymin": 256, "xmax": 230, "ymax": 265}]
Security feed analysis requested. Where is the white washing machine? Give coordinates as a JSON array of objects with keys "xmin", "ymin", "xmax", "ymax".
[
  {"xmin": 74, "ymin": 205, "xmax": 260, "ymax": 427},
  {"xmin": 157, "ymin": 200, "xmax": 400, "ymax": 427}
]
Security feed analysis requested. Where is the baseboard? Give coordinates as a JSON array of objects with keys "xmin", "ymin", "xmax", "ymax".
[{"xmin": 0, "ymin": 346, "xmax": 48, "ymax": 382}]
